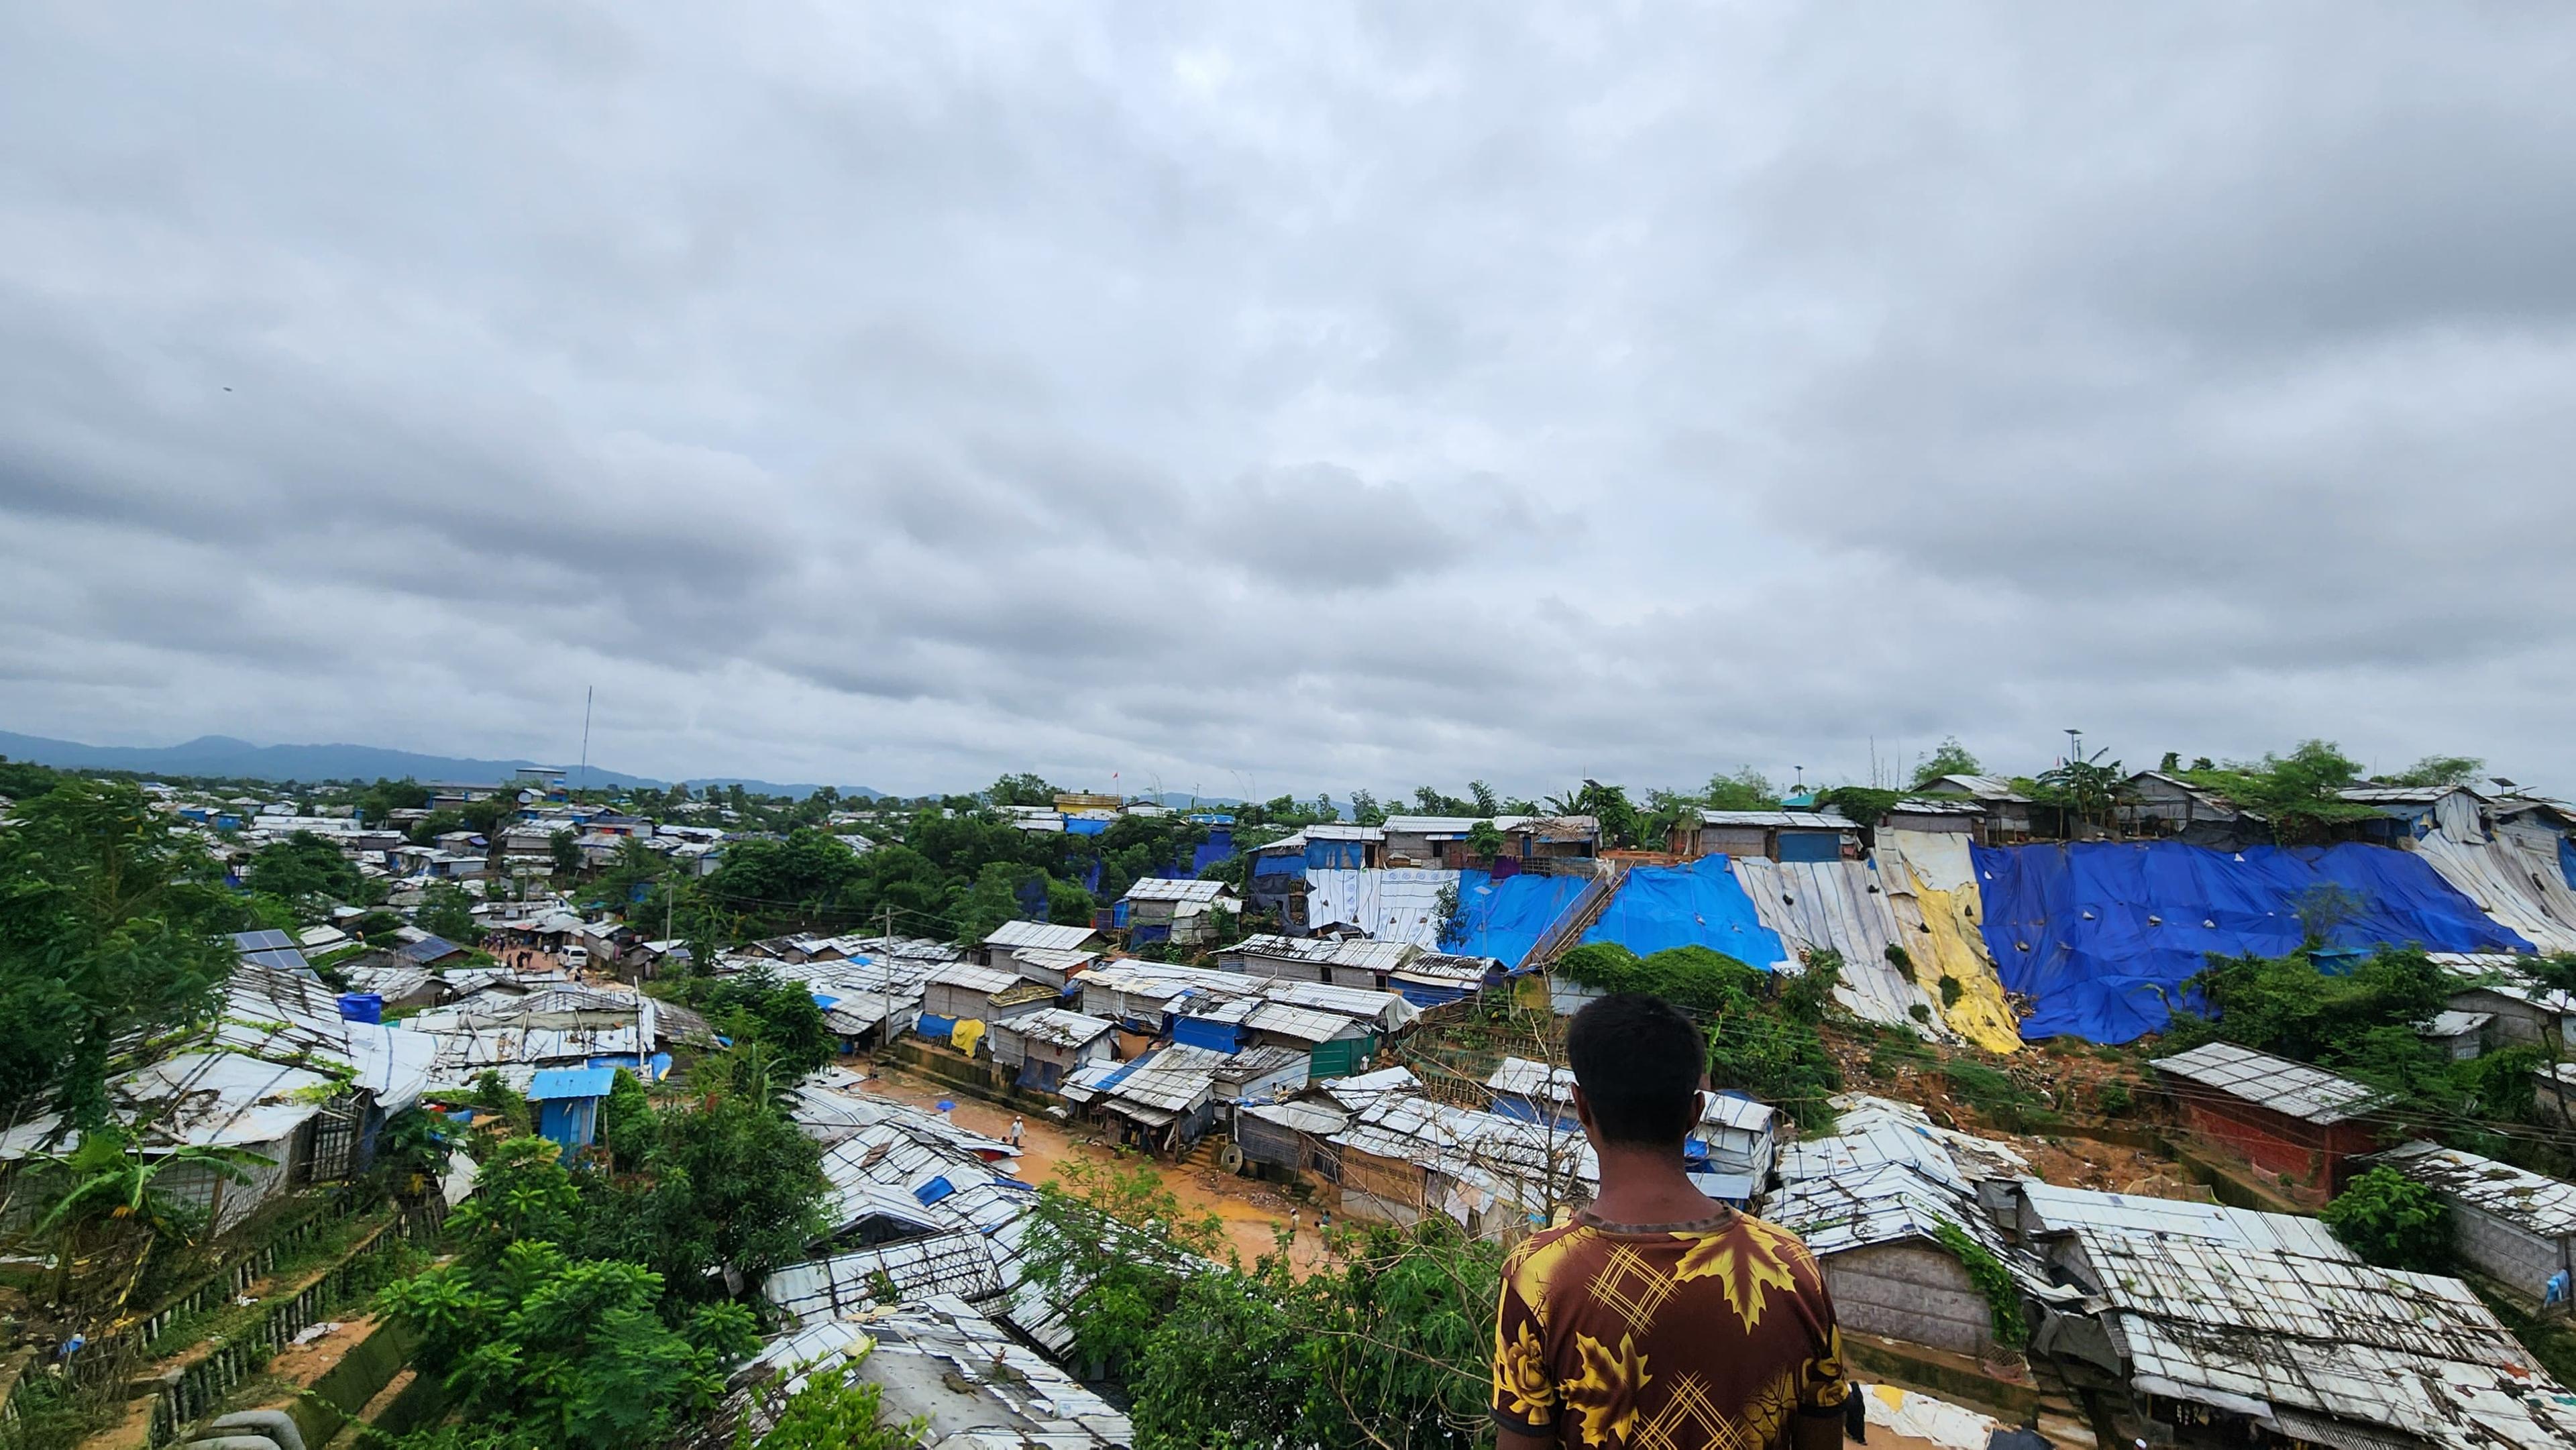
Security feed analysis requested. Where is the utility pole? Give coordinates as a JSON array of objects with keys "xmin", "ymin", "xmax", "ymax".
[
  {"xmin": 578, "ymin": 686, "xmax": 594, "ymax": 793},
  {"xmin": 879, "ymin": 904, "xmax": 895, "ymax": 1058}
]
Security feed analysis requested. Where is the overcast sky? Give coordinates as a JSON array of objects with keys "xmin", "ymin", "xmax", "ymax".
[{"xmin": 5, "ymin": 5, "xmax": 2574, "ymax": 799}]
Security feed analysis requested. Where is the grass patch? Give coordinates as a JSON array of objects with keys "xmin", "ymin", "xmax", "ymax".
[
  {"xmin": 145, "ymin": 1207, "xmax": 396, "ymax": 1359},
  {"xmin": 1943, "ymin": 1061, "xmax": 2055, "ymax": 1123}
]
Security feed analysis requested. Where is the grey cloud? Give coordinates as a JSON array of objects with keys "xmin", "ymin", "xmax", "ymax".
[{"xmin": 5, "ymin": 2, "xmax": 2576, "ymax": 798}]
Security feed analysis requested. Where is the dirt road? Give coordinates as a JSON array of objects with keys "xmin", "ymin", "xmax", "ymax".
[{"xmin": 853, "ymin": 1064, "xmax": 1342, "ymax": 1274}]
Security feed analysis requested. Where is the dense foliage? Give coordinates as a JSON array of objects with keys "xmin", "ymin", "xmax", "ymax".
[
  {"xmin": 1020, "ymin": 1158, "xmax": 1504, "ymax": 1449},
  {"xmin": 376, "ymin": 1240, "xmax": 759, "ymax": 1449},
  {"xmin": 1554, "ymin": 944, "xmax": 1843, "ymax": 1125},
  {"xmin": 2169, "ymin": 946, "xmax": 2548, "ymax": 1135},
  {"xmin": 244, "ymin": 829, "xmax": 364, "ymax": 908},
  {"xmin": 0, "ymin": 780, "xmax": 238, "ymax": 1124},
  {"xmin": 2322, "ymin": 1167, "xmax": 2451, "ymax": 1272},
  {"xmin": 2174, "ymin": 739, "xmax": 2382, "ymax": 842},
  {"xmin": 663, "ymin": 966, "xmax": 835, "ymax": 1076}
]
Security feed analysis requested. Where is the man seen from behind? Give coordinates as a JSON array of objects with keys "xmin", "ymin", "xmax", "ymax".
[{"xmin": 1493, "ymin": 993, "xmax": 1850, "ymax": 1449}]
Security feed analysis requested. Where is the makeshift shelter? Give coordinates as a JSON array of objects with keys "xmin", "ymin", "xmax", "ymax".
[
  {"xmin": 2371, "ymin": 1140, "xmax": 2576, "ymax": 1307},
  {"xmin": 529, "ymin": 1065, "xmax": 615, "ymax": 1160},
  {"xmin": 2151, "ymin": 1042, "xmax": 2390, "ymax": 1204},
  {"xmin": 2021, "ymin": 1180, "xmax": 2576, "ymax": 1450},
  {"xmin": 985, "ymin": 1009, "xmax": 1118, "ymax": 1093}
]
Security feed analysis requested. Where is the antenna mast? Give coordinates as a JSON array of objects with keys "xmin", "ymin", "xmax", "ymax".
[{"xmin": 578, "ymin": 686, "xmax": 594, "ymax": 792}]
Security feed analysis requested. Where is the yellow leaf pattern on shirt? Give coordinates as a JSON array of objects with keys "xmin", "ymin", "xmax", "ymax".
[
  {"xmin": 1564, "ymin": 1331, "xmax": 1653, "ymax": 1447},
  {"xmin": 1670, "ymin": 1218, "xmax": 1803, "ymax": 1332}
]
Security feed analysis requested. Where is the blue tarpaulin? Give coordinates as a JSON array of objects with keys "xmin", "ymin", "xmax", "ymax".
[
  {"xmin": 1972, "ymin": 841, "xmax": 2532, "ymax": 1044},
  {"xmin": 1173, "ymin": 1015, "xmax": 1247, "ymax": 1052},
  {"xmin": 2561, "ymin": 836, "xmax": 2576, "ymax": 891},
  {"xmin": 1776, "ymin": 832, "xmax": 1843, "ymax": 864},
  {"xmin": 1305, "ymin": 840, "xmax": 1369, "ymax": 871},
  {"xmin": 916, "ymin": 1013, "xmax": 959, "ymax": 1039},
  {"xmin": 1065, "ymin": 816, "xmax": 1110, "ymax": 836},
  {"xmin": 1252, "ymin": 851, "xmax": 1305, "ymax": 879},
  {"xmin": 1580, "ymin": 858, "xmax": 1790, "ymax": 968},
  {"xmin": 1447, "ymin": 869, "xmax": 1593, "ymax": 968}
]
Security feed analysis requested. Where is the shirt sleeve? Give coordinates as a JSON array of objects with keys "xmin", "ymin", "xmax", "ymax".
[
  {"xmin": 1796, "ymin": 1278, "xmax": 1853, "ymax": 1420},
  {"xmin": 1491, "ymin": 1248, "xmax": 1560, "ymax": 1436}
]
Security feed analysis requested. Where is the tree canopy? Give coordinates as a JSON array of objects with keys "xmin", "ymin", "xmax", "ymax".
[{"xmin": 0, "ymin": 781, "xmax": 237, "ymax": 1125}]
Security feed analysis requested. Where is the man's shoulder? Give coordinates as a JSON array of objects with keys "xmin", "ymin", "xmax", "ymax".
[{"xmin": 1727, "ymin": 1211, "xmax": 1824, "ymax": 1265}]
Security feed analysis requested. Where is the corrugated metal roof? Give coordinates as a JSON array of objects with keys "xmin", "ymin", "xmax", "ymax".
[
  {"xmin": 990, "ymin": 1008, "xmax": 1118, "ymax": 1051},
  {"xmin": 2151, "ymin": 1042, "xmax": 2387, "ymax": 1125},
  {"xmin": 925, "ymin": 961, "xmax": 1025, "ymax": 995},
  {"xmin": 2373, "ymin": 1139, "xmax": 2576, "ymax": 1239},
  {"xmin": 529, "ymin": 1065, "xmax": 617, "ymax": 1099},
  {"xmin": 1241, "ymin": 1001, "xmax": 1360, "ymax": 1044},
  {"xmin": 1120, "ymin": 877, "xmax": 1231, "ymax": 903},
  {"xmin": 2015, "ymin": 1181, "xmax": 2346, "ymax": 1258},
  {"xmin": 2069, "ymin": 1227, "xmax": 2576, "ymax": 1449},
  {"xmin": 1915, "ymin": 774, "xmax": 2031, "ymax": 803},
  {"xmin": 1226, "ymin": 934, "xmax": 1419, "ymax": 972},
  {"xmin": 980, "ymin": 919, "xmax": 1097, "ymax": 952},
  {"xmin": 1694, "ymin": 809, "xmax": 1859, "ymax": 829}
]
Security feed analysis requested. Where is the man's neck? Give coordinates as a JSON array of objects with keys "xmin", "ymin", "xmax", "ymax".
[{"xmin": 1584, "ymin": 1142, "xmax": 1720, "ymax": 1227}]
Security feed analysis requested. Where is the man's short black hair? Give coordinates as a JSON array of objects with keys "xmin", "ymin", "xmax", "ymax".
[{"xmin": 1566, "ymin": 993, "xmax": 1706, "ymax": 1146}]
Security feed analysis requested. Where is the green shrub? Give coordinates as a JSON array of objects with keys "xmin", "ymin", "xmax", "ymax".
[{"xmin": 2322, "ymin": 1167, "xmax": 2450, "ymax": 1271}]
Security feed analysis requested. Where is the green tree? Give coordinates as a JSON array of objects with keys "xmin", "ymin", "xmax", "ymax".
[
  {"xmin": 950, "ymin": 860, "xmax": 1034, "ymax": 946},
  {"xmin": 1346, "ymin": 789, "xmax": 1387, "ymax": 827},
  {"xmin": 28, "ymin": 1126, "xmax": 272, "ymax": 1309},
  {"xmin": 1464, "ymin": 819, "xmax": 1506, "ymax": 861},
  {"xmin": 375, "ymin": 1241, "xmax": 759, "ymax": 1450},
  {"xmin": 2178, "ymin": 740, "xmax": 2381, "ymax": 842},
  {"xmin": 1468, "ymin": 780, "xmax": 1501, "ymax": 816},
  {"xmin": 551, "ymin": 828, "xmax": 584, "ymax": 878},
  {"xmin": 1544, "ymin": 779, "xmax": 1640, "ymax": 848},
  {"xmin": 986, "ymin": 773, "xmax": 1060, "ymax": 808},
  {"xmin": 733, "ymin": 1363, "xmax": 926, "ymax": 1449},
  {"xmin": 1701, "ymin": 768, "xmax": 1777, "ymax": 811},
  {"xmin": 1910, "ymin": 738, "xmax": 1982, "ymax": 789},
  {"xmin": 1019, "ymin": 1158, "xmax": 1228, "ymax": 1384},
  {"xmin": 0, "ymin": 781, "xmax": 237, "ymax": 1123},
  {"xmin": 356, "ymin": 777, "xmax": 432, "ymax": 826},
  {"xmin": 577, "ymin": 1085, "xmax": 828, "ymax": 1306},
  {"xmin": 676, "ymin": 968, "xmax": 835, "ymax": 1077},
  {"xmin": 2387, "ymin": 755, "xmax": 2484, "ymax": 789},
  {"xmin": 2322, "ymin": 1167, "xmax": 2451, "ymax": 1271},
  {"xmin": 2031, "ymin": 749, "xmax": 2123, "ymax": 834},
  {"xmin": 245, "ymin": 830, "xmax": 362, "ymax": 909},
  {"xmin": 419, "ymin": 882, "xmax": 484, "ymax": 944}
]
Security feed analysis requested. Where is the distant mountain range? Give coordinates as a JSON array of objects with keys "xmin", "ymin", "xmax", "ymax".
[{"xmin": 0, "ymin": 730, "xmax": 879, "ymax": 800}]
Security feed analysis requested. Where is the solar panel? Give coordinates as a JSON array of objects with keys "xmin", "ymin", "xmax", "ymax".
[
  {"xmin": 241, "ymin": 948, "xmax": 311, "ymax": 972},
  {"xmin": 231, "ymin": 929, "xmax": 296, "ymax": 952}
]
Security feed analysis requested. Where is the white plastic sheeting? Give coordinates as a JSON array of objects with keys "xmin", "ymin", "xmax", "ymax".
[
  {"xmin": 1728, "ymin": 858, "xmax": 1939, "ymax": 1031},
  {"xmin": 2414, "ymin": 830, "xmax": 2576, "ymax": 954},
  {"xmin": 1305, "ymin": 868, "xmax": 1453, "ymax": 946}
]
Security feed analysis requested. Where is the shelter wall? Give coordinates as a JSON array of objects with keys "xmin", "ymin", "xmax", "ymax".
[
  {"xmin": 1822, "ymin": 1243, "xmax": 1994, "ymax": 1356},
  {"xmin": 2451, "ymin": 1204, "xmax": 2569, "ymax": 1300}
]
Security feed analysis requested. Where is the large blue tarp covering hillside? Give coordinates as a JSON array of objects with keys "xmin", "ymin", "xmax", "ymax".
[
  {"xmin": 1580, "ymin": 858, "xmax": 1790, "ymax": 968},
  {"xmin": 1972, "ymin": 841, "xmax": 2532, "ymax": 1044},
  {"xmin": 1448, "ymin": 869, "xmax": 1593, "ymax": 969}
]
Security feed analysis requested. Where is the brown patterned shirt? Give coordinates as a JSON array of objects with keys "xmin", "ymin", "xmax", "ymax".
[{"xmin": 1491, "ymin": 1207, "xmax": 1849, "ymax": 1449}]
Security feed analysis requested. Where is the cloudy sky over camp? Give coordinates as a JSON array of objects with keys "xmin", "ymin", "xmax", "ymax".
[{"xmin": 6, "ymin": 3, "xmax": 2575, "ymax": 797}]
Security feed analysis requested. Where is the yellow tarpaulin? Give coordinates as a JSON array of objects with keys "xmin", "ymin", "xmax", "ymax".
[
  {"xmin": 1911, "ymin": 883, "xmax": 2021, "ymax": 1054},
  {"xmin": 951, "ymin": 1017, "xmax": 987, "ymax": 1058},
  {"xmin": 1878, "ymin": 830, "xmax": 2022, "ymax": 1055}
]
